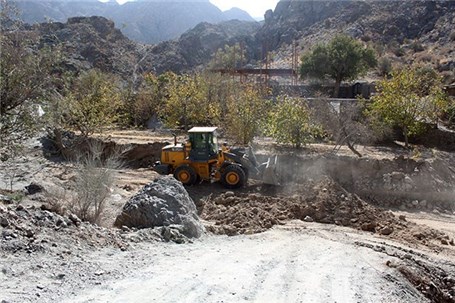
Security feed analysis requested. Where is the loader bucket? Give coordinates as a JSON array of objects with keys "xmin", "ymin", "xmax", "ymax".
[{"xmin": 262, "ymin": 155, "xmax": 280, "ymax": 186}]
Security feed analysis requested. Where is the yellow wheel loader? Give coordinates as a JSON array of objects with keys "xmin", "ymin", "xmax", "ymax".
[{"xmin": 153, "ymin": 127, "xmax": 279, "ymax": 188}]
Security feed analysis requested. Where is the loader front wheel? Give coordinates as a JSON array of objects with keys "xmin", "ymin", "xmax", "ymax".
[
  {"xmin": 221, "ymin": 165, "xmax": 246, "ymax": 189},
  {"xmin": 174, "ymin": 165, "xmax": 197, "ymax": 185}
]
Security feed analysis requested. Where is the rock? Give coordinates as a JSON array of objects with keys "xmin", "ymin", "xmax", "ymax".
[
  {"xmin": 420, "ymin": 200, "xmax": 427, "ymax": 208},
  {"xmin": 441, "ymin": 239, "xmax": 449, "ymax": 245},
  {"xmin": 0, "ymin": 195, "xmax": 12, "ymax": 204},
  {"xmin": 380, "ymin": 226, "xmax": 394, "ymax": 236},
  {"xmin": 122, "ymin": 184, "xmax": 133, "ymax": 191},
  {"xmin": 413, "ymin": 232, "xmax": 424, "ymax": 240},
  {"xmin": 8, "ymin": 211, "xmax": 18, "ymax": 220},
  {"xmin": 399, "ymin": 215, "xmax": 406, "ymax": 221},
  {"xmin": 411, "ymin": 200, "xmax": 419, "ymax": 206},
  {"xmin": 161, "ymin": 226, "xmax": 185, "ymax": 243},
  {"xmin": 24, "ymin": 227, "xmax": 34, "ymax": 238},
  {"xmin": 361, "ymin": 222, "xmax": 377, "ymax": 232},
  {"xmin": 69, "ymin": 214, "xmax": 82, "ymax": 225},
  {"xmin": 303, "ymin": 216, "xmax": 314, "ymax": 222},
  {"xmin": 0, "ymin": 216, "xmax": 9, "ymax": 228},
  {"xmin": 224, "ymin": 191, "xmax": 235, "ymax": 198},
  {"xmin": 25, "ymin": 183, "xmax": 44, "ymax": 195},
  {"xmin": 181, "ymin": 216, "xmax": 205, "ymax": 238},
  {"xmin": 114, "ymin": 176, "xmax": 205, "ymax": 238},
  {"xmin": 56, "ymin": 273, "xmax": 66, "ymax": 280},
  {"xmin": 2, "ymin": 229, "xmax": 17, "ymax": 239}
]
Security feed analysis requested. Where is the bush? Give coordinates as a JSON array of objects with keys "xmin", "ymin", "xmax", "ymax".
[
  {"xmin": 393, "ymin": 47, "xmax": 405, "ymax": 57},
  {"xmin": 69, "ymin": 142, "xmax": 121, "ymax": 225},
  {"xmin": 378, "ymin": 57, "xmax": 393, "ymax": 77},
  {"xmin": 267, "ymin": 96, "xmax": 313, "ymax": 149},
  {"xmin": 410, "ymin": 41, "xmax": 424, "ymax": 53}
]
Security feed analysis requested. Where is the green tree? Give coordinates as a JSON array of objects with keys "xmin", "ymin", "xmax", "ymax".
[
  {"xmin": 62, "ymin": 70, "xmax": 122, "ymax": 138},
  {"xmin": 267, "ymin": 96, "xmax": 313, "ymax": 148},
  {"xmin": 124, "ymin": 73, "xmax": 167, "ymax": 128},
  {"xmin": 300, "ymin": 35, "xmax": 377, "ymax": 97},
  {"xmin": 225, "ymin": 84, "xmax": 270, "ymax": 144},
  {"xmin": 159, "ymin": 72, "xmax": 220, "ymax": 130},
  {"xmin": 367, "ymin": 66, "xmax": 448, "ymax": 147}
]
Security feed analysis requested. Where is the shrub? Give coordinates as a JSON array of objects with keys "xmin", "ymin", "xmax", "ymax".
[
  {"xmin": 267, "ymin": 96, "xmax": 313, "ymax": 149},
  {"xmin": 410, "ymin": 41, "xmax": 425, "ymax": 53},
  {"xmin": 69, "ymin": 142, "xmax": 121, "ymax": 225},
  {"xmin": 378, "ymin": 57, "xmax": 393, "ymax": 77}
]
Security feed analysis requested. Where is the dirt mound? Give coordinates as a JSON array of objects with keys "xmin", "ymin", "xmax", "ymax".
[
  {"xmin": 201, "ymin": 178, "xmax": 455, "ymax": 249},
  {"xmin": 202, "ymin": 179, "xmax": 395, "ymax": 235},
  {"xmin": 115, "ymin": 176, "xmax": 205, "ymax": 238}
]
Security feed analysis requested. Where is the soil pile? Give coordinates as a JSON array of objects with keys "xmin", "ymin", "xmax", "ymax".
[
  {"xmin": 115, "ymin": 176, "xmax": 205, "ymax": 238},
  {"xmin": 201, "ymin": 178, "xmax": 455, "ymax": 249}
]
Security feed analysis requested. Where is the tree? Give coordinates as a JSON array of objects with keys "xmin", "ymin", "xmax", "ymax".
[
  {"xmin": 312, "ymin": 99, "xmax": 381, "ymax": 157},
  {"xmin": 225, "ymin": 84, "xmax": 270, "ymax": 144},
  {"xmin": 62, "ymin": 70, "xmax": 122, "ymax": 138},
  {"xmin": 300, "ymin": 35, "xmax": 377, "ymax": 97},
  {"xmin": 159, "ymin": 72, "xmax": 220, "ymax": 130},
  {"xmin": 124, "ymin": 73, "xmax": 166, "ymax": 128},
  {"xmin": 367, "ymin": 66, "xmax": 448, "ymax": 148},
  {"xmin": 267, "ymin": 96, "xmax": 313, "ymax": 148},
  {"xmin": 0, "ymin": 0, "xmax": 55, "ymax": 159}
]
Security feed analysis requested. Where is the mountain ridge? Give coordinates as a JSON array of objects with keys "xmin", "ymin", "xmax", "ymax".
[{"xmin": 16, "ymin": 0, "xmax": 256, "ymax": 44}]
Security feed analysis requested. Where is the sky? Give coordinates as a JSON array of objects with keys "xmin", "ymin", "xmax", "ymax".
[
  {"xmin": 107, "ymin": 0, "xmax": 280, "ymax": 20},
  {"xmin": 209, "ymin": 0, "xmax": 280, "ymax": 19}
]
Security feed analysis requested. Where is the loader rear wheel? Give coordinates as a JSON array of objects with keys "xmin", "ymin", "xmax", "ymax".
[
  {"xmin": 174, "ymin": 165, "xmax": 197, "ymax": 185},
  {"xmin": 221, "ymin": 165, "xmax": 246, "ymax": 189}
]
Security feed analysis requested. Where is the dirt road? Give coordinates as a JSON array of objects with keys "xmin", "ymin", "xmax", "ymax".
[{"xmin": 63, "ymin": 223, "xmax": 428, "ymax": 303}]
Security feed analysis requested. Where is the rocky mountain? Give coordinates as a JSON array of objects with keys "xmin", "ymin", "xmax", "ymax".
[
  {"xmin": 16, "ymin": 0, "xmax": 255, "ymax": 44},
  {"xmin": 222, "ymin": 7, "xmax": 256, "ymax": 22},
  {"xmin": 17, "ymin": 0, "xmax": 455, "ymax": 84},
  {"xmin": 146, "ymin": 20, "xmax": 261, "ymax": 73},
  {"xmin": 256, "ymin": 0, "xmax": 454, "ymax": 82},
  {"xmin": 27, "ymin": 16, "xmax": 259, "ymax": 78},
  {"xmin": 34, "ymin": 16, "xmax": 147, "ymax": 78}
]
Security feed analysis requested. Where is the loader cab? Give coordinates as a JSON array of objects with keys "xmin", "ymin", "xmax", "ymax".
[{"xmin": 188, "ymin": 127, "xmax": 219, "ymax": 161}]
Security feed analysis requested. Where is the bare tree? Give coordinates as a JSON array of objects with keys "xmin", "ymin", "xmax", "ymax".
[{"xmin": 311, "ymin": 98, "xmax": 383, "ymax": 157}]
